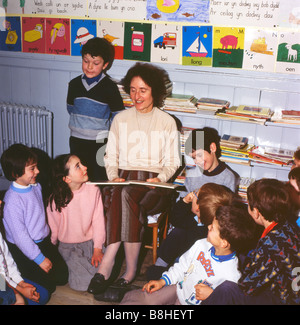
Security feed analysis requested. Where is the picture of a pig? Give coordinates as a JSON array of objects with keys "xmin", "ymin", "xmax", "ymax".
[{"xmin": 220, "ymin": 35, "xmax": 238, "ymax": 49}]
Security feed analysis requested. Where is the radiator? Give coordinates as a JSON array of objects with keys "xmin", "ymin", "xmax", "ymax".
[{"xmin": 0, "ymin": 102, "xmax": 53, "ymax": 176}]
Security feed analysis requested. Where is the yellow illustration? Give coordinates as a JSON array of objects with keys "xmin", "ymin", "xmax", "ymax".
[
  {"xmin": 213, "ymin": 27, "xmax": 245, "ymax": 50},
  {"xmin": 156, "ymin": 0, "xmax": 180, "ymax": 14},
  {"xmin": 250, "ymin": 37, "xmax": 273, "ymax": 55},
  {"xmin": 24, "ymin": 24, "xmax": 43, "ymax": 42}
]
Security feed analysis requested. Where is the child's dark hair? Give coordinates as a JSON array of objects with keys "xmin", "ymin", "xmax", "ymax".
[
  {"xmin": 0, "ymin": 144, "xmax": 37, "ymax": 181},
  {"xmin": 184, "ymin": 127, "xmax": 221, "ymax": 158},
  {"xmin": 81, "ymin": 37, "xmax": 115, "ymax": 71},
  {"xmin": 247, "ymin": 178, "xmax": 290, "ymax": 224},
  {"xmin": 289, "ymin": 167, "xmax": 300, "ymax": 191},
  {"xmin": 121, "ymin": 62, "xmax": 170, "ymax": 108},
  {"xmin": 215, "ymin": 202, "xmax": 258, "ymax": 254},
  {"xmin": 294, "ymin": 147, "xmax": 300, "ymax": 161},
  {"xmin": 48, "ymin": 154, "xmax": 73, "ymax": 213}
]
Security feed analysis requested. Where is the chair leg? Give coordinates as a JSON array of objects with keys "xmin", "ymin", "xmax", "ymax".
[{"xmin": 152, "ymin": 225, "xmax": 158, "ymax": 264}]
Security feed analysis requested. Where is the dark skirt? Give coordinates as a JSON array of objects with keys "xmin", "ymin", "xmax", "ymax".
[{"xmin": 102, "ymin": 170, "xmax": 172, "ymax": 245}]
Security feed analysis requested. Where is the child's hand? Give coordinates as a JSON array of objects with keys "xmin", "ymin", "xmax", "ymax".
[
  {"xmin": 142, "ymin": 279, "xmax": 165, "ymax": 293},
  {"xmin": 183, "ymin": 192, "xmax": 194, "ymax": 204},
  {"xmin": 39, "ymin": 257, "xmax": 52, "ymax": 273},
  {"xmin": 91, "ymin": 248, "xmax": 104, "ymax": 268},
  {"xmin": 16, "ymin": 281, "xmax": 40, "ymax": 302},
  {"xmin": 194, "ymin": 283, "xmax": 213, "ymax": 301}
]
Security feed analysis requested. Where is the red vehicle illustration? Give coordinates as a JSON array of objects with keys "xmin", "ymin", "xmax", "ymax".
[{"xmin": 153, "ymin": 32, "xmax": 176, "ymax": 49}]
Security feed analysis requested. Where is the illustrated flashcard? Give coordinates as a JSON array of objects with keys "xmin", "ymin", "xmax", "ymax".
[
  {"xmin": 276, "ymin": 31, "xmax": 300, "ymax": 74},
  {"xmin": 182, "ymin": 25, "xmax": 213, "ymax": 67},
  {"xmin": 212, "ymin": 27, "xmax": 245, "ymax": 69},
  {"xmin": 151, "ymin": 23, "xmax": 181, "ymax": 64},
  {"xmin": 71, "ymin": 19, "xmax": 97, "ymax": 56},
  {"xmin": 123, "ymin": 22, "xmax": 152, "ymax": 62},
  {"xmin": 243, "ymin": 28, "xmax": 278, "ymax": 73},
  {"xmin": 45, "ymin": 18, "xmax": 70, "ymax": 55},
  {"xmin": 147, "ymin": 0, "xmax": 210, "ymax": 22},
  {"xmin": 22, "ymin": 17, "xmax": 46, "ymax": 54},
  {"xmin": 0, "ymin": 16, "xmax": 22, "ymax": 52},
  {"xmin": 98, "ymin": 20, "xmax": 124, "ymax": 60}
]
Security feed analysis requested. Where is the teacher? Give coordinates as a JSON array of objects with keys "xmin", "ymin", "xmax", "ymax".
[{"xmin": 88, "ymin": 62, "xmax": 180, "ymax": 294}]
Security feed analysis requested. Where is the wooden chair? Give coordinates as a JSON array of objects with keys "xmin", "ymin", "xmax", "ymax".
[{"xmin": 145, "ymin": 210, "xmax": 169, "ymax": 264}]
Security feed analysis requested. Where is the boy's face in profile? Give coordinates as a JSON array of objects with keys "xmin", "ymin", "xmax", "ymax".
[
  {"xmin": 16, "ymin": 161, "xmax": 39, "ymax": 186},
  {"xmin": 82, "ymin": 54, "xmax": 108, "ymax": 79}
]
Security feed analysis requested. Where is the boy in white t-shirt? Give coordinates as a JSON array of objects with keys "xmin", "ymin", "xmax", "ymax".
[{"xmin": 121, "ymin": 203, "xmax": 257, "ymax": 305}]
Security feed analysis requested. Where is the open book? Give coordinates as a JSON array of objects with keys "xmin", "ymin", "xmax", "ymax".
[{"xmin": 87, "ymin": 180, "xmax": 185, "ymax": 191}]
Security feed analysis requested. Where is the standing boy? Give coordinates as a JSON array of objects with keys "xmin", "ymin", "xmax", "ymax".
[{"xmin": 67, "ymin": 37, "xmax": 124, "ymax": 181}]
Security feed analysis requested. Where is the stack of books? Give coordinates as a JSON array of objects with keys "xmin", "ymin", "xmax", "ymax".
[
  {"xmin": 180, "ymin": 127, "xmax": 194, "ymax": 155},
  {"xmin": 220, "ymin": 134, "xmax": 253, "ymax": 165},
  {"xmin": 118, "ymin": 84, "xmax": 133, "ymax": 109},
  {"xmin": 249, "ymin": 146, "xmax": 294, "ymax": 166},
  {"xmin": 196, "ymin": 98, "xmax": 230, "ymax": 115},
  {"xmin": 164, "ymin": 94, "xmax": 198, "ymax": 114},
  {"xmin": 216, "ymin": 105, "xmax": 273, "ymax": 125},
  {"xmin": 271, "ymin": 110, "xmax": 300, "ymax": 125},
  {"xmin": 238, "ymin": 177, "xmax": 255, "ymax": 202}
]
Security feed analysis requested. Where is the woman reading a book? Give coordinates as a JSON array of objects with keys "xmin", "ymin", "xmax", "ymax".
[{"xmin": 87, "ymin": 62, "xmax": 180, "ymax": 295}]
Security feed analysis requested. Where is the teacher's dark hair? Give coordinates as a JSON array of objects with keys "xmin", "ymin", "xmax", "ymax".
[{"xmin": 121, "ymin": 62, "xmax": 171, "ymax": 108}]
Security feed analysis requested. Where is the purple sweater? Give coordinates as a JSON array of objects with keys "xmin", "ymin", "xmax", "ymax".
[{"xmin": 3, "ymin": 183, "xmax": 50, "ymax": 264}]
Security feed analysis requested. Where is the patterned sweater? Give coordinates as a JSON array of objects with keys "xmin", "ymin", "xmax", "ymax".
[
  {"xmin": 67, "ymin": 73, "xmax": 124, "ymax": 141},
  {"xmin": 238, "ymin": 221, "xmax": 300, "ymax": 305}
]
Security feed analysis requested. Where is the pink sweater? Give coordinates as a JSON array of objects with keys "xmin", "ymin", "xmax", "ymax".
[{"xmin": 47, "ymin": 183, "xmax": 105, "ymax": 249}]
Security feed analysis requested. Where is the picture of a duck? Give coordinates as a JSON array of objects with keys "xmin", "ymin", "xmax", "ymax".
[{"xmin": 102, "ymin": 29, "xmax": 119, "ymax": 44}]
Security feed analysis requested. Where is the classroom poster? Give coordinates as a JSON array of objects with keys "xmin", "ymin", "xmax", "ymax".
[
  {"xmin": 212, "ymin": 26, "xmax": 245, "ymax": 69},
  {"xmin": 182, "ymin": 25, "xmax": 213, "ymax": 67},
  {"xmin": 276, "ymin": 31, "xmax": 300, "ymax": 74},
  {"xmin": 23, "ymin": 0, "xmax": 87, "ymax": 17},
  {"xmin": 209, "ymin": 0, "xmax": 281, "ymax": 28},
  {"xmin": 98, "ymin": 20, "xmax": 124, "ymax": 60},
  {"xmin": 151, "ymin": 23, "xmax": 180, "ymax": 64},
  {"xmin": 0, "ymin": 16, "xmax": 22, "ymax": 52},
  {"xmin": 45, "ymin": 18, "xmax": 70, "ymax": 55},
  {"xmin": 71, "ymin": 19, "xmax": 96, "ymax": 56},
  {"xmin": 123, "ymin": 22, "xmax": 152, "ymax": 62},
  {"xmin": 147, "ymin": 0, "xmax": 210, "ymax": 22},
  {"xmin": 22, "ymin": 17, "xmax": 46, "ymax": 54},
  {"xmin": 88, "ymin": 0, "xmax": 147, "ymax": 21},
  {"xmin": 243, "ymin": 28, "xmax": 278, "ymax": 72}
]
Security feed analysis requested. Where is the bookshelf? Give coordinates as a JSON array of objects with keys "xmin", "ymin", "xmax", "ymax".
[{"xmin": 167, "ymin": 110, "xmax": 299, "ymax": 182}]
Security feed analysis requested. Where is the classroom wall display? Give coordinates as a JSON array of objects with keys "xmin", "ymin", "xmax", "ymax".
[
  {"xmin": 147, "ymin": 0, "xmax": 210, "ymax": 23},
  {"xmin": 98, "ymin": 20, "xmax": 124, "ymax": 60},
  {"xmin": 276, "ymin": 31, "xmax": 300, "ymax": 74},
  {"xmin": 71, "ymin": 19, "xmax": 97, "ymax": 56},
  {"xmin": 45, "ymin": 18, "xmax": 70, "ymax": 55},
  {"xmin": 209, "ymin": 0, "xmax": 280, "ymax": 28},
  {"xmin": 243, "ymin": 28, "xmax": 278, "ymax": 72},
  {"xmin": 0, "ymin": 0, "xmax": 299, "ymax": 75},
  {"xmin": 182, "ymin": 25, "xmax": 213, "ymax": 67},
  {"xmin": 88, "ymin": 0, "xmax": 147, "ymax": 21},
  {"xmin": 0, "ymin": 16, "xmax": 21, "ymax": 52},
  {"xmin": 151, "ymin": 23, "xmax": 181, "ymax": 64},
  {"xmin": 212, "ymin": 27, "xmax": 245, "ymax": 69},
  {"xmin": 22, "ymin": 17, "xmax": 46, "ymax": 54},
  {"xmin": 123, "ymin": 22, "xmax": 152, "ymax": 62}
]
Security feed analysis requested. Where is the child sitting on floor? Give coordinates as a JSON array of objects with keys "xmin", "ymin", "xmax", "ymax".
[
  {"xmin": 0, "ymin": 200, "xmax": 49, "ymax": 305},
  {"xmin": 202, "ymin": 178, "xmax": 300, "ymax": 305},
  {"xmin": 121, "ymin": 202, "xmax": 257, "ymax": 305},
  {"xmin": 0, "ymin": 144, "xmax": 68, "ymax": 294},
  {"xmin": 47, "ymin": 154, "xmax": 106, "ymax": 291}
]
